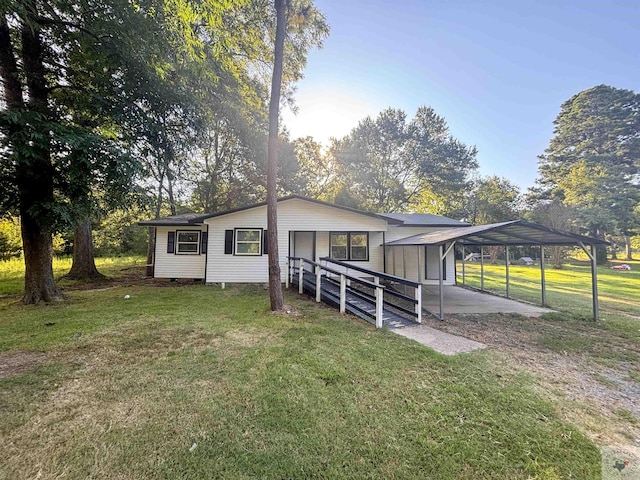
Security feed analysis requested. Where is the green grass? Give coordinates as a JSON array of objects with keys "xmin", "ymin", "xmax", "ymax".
[
  {"xmin": 461, "ymin": 259, "xmax": 640, "ymax": 340},
  {"xmin": 0, "ymin": 283, "xmax": 599, "ymax": 479},
  {"xmin": 0, "ymin": 255, "xmax": 146, "ymax": 297}
]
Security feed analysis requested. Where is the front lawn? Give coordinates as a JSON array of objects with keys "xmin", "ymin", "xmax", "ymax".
[{"xmin": 0, "ymin": 281, "xmax": 599, "ymax": 478}]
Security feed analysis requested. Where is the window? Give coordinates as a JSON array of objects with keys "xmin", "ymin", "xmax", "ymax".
[
  {"xmin": 235, "ymin": 228, "xmax": 262, "ymax": 255},
  {"xmin": 350, "ymin": 233, "xmax": 368, "ymax": 260},
  {"xmin": 176, "ymin": 231, "xmax": 200, "ymax": 254},
  {"xmin": 330, "ymin": 233, "xmax": 348, "ymax": 260},
  {"xmin": 330, "ymin": 232, "xmax": 369, "ymax": 261}
]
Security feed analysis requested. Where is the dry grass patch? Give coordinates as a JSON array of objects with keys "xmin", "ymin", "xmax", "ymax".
[
  {"xmin": 0, "ymin": 351, "xmax": 48, "ymax": 380},
  {"xmin": 428, "ymin": 313, "xmax": 640, "ymax": 449}
]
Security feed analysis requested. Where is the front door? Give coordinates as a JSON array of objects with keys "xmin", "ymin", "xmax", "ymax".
[{"xmin": 293, "ymin": 231, "xmax": 315, "ymax": 269}]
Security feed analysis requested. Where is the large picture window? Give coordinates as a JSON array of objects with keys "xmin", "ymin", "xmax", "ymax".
[
  {"xmin": 176, "ymin": 231, "xmax": 200, "ymax": 254},
  {"xmin": 235, "ymin": 229, "xmax": 262, "ymax": 255},
  {"xmin": 330, "ymin": 232, "xmax": 369, "ymax": 261}
]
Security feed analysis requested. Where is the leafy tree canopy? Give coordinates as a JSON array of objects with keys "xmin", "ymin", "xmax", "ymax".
[
  {"xmin": 329, "ymin": 106, "xmax": 478, "ymax": 212},
  {"xmin": 537, "ymin": 85, "xmax": 640, "ymax": 237}
]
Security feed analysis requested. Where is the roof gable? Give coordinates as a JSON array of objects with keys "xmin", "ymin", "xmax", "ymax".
[{"xmin": 139, "ymin": 195, "xmax": 402, "ymax": 227}]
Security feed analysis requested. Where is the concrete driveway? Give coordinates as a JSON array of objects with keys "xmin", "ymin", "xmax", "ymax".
[{"xmin": 421, "ymin": 285, "xmax": 553, "ymax": 317}]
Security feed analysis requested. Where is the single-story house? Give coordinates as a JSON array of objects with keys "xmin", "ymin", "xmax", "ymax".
[{"xmin": 139, "ymin": 195, "xmax": 470, "ymax": 286}]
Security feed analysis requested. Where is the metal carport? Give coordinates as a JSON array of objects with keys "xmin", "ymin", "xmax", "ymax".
[{"xmin": 383, "ymin": 220, "xmax": 609, "ymax": 320}]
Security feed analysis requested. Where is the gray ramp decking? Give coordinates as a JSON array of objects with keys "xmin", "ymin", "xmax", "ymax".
[{"xmin": 294, "ymin": 271, "xmax": 416, "ymax": 329}]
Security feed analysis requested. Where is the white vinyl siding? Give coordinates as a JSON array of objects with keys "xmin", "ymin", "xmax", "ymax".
[
  {"xmin": 154, "ymin": 226, "xmax": 207, "ymax": 278},
  {"xmin": 205, "ymin": 198, "xmax": 388, "ymax": 283},
  {"xmin": 385, "ymin": 226, "xmax": 459, "ymax": 285}
]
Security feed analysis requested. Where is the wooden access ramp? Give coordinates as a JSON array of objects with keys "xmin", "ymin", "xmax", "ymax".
[{"xmin": 287, "ymin": 257, "xmax": 422, "ymax": 329}]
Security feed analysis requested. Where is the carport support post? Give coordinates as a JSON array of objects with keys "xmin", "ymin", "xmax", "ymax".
[
  {"xmin": 578, "ymin": 241, "xmax": 599, "ymax": 321},
  {"xmin": 505, "ymin": 246, "xmax": 510, "ymax": 298},
  {"xmin": 540, "ymin": 245, "xmax": 546, "ymax": 306},
  {"xmin": 480, "ymin": 246, "xmax": 485, "ymax": 291},
  {"xmin": 461, "ymin": 245, "xmax": 466, "ymax": 285},
  {"xmin": 438, "ymin": 244, "xmax": 444, "ymax": 320},
  {"xmin": 590, "ymin": 243, "xmax": 599, "ymax": 321}
]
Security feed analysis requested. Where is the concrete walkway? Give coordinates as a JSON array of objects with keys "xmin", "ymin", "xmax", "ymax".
[
  {"xmin": 389, "ymin": 285, "xmax": 552, "ymax": 355},
  {"xmin": 422, "ymin": 285, "xmax": 553, "ymax": 317},
  {"xmin": 393, "ymin": 324, "xmax": 486, "ymax": 355}
]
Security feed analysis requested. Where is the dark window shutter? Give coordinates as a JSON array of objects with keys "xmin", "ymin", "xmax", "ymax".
[
  {"xmin": 224, "ymin": 230, "xmax": 233, "ymax": 254},
  {"xmin": 262, "ymin": 230, "xmax": 268, "ymax": 255},
  {"xmin": 201, "ymin": 232, "xmax": 208, "ymax": 254},
  {"xmin": 167, "ymin": 231, "xmax": 175, "ymax": 254}
]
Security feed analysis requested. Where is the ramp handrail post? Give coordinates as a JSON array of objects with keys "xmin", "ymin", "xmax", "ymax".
[
  {"xmin": 339, "ymin": 274, "xmax": 346, "ymax": 313},
  {"xmin": 375, "ymin": 285, "xmax": 384, "ymax": 329},
  {"xmin": 298, "ymin": 259, "xmax": 304, "ymax": 294},
  {"xmin": 415, "ymin": 284, "xmax": 422, "ymax": 324},
  {"xmin": 289, "ymin": 257, "xmax": 295, "ymax": 287},
  {"xmin": 285, "ymin": 258, "xmax": 290, "ymax": 289},
  {"xmin": 315, "ymin": 264, "xmax": 322, "ymax": 302}
]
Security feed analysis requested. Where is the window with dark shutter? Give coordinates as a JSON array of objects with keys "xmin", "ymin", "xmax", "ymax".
[
  {"xmin": 167, "ymin": 231, "xmax": 175, "ymax": 254},
  {"xmin": 224, "ymin": 230, "xmax": 233, "ymax": 254},
  {"xmin": 201, "ymin": 232, "xmax": 208, "ymax": 254},
  {"xmin": 262, "ymin": 230, "xmax": 268, "ymax": 255}
]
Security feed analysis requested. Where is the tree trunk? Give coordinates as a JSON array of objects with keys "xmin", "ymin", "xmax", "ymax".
[
  {"xmin": 624, "ymin": 235, "xmax": 633, "ymax": 260},
  {"xmin": 66, "ymin": 217, "xmax": 104, "ymax": 279},
  {"xmin": 146, "ymin": 226, "xmax": 156, "ymax": 274},
  {"xmin": 21, "ymin": 212, "xmax": 60, "ymax": 304},
  {"xmin": 488, "ymin": 246, "xmax": 500, "ymax": 264},
  {"xmin": 17, "ymin": 7, "xmax": 60, "ymax": 304},
  {"xmin": 551, "ymin": 246, "xmax": 563, "ymax": 268},
  {"xmin": 593, "ymin": 229, "xmax": 608, "ymax": 265},
  {"xmin": 610, "ymin": 238, "xmax": 617, "ymax": 260},
  {"xmin": 266, "ymin": 0, "xmax": 286, "ymax": 311}
]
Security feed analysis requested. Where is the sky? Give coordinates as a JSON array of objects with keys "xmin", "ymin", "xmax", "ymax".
[{"xmin": 280, "ymin": 0, "xmax": 640, "ymax": 190}]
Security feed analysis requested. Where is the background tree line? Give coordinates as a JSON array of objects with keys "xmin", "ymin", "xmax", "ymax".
[{"xmin": 0, "ymin": 0, "xmax": 637, "ymax": 304}]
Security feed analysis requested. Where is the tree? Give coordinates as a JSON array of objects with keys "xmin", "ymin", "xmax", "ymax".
[
  {"xmin": 266, "ymin": 0, "xmax": 287, "ymax": 311},
  {"xmin": 0, "ymin": 217, "xmax": 21, "ymax": 258},
  {"xmin": 466, "ymin": 176, "xmax": 521, "ymax": 263},
  {"xmin": 537, "ymin": 85, "xmax": 640, "ymax": 263},
  {"xmin": 0, "ymin": 0, "xmax": 177, "ymax": 300},
  {"xmin": 330, "ymin": 107, "xmax": 478, "ymax": 212},
  {"xmin": 525, "ymin": 195, "xmax": 577, "ymax": 268},
  {"xmin": 277, "ymin": 135, "xmax": 336, "ymax": 198}
]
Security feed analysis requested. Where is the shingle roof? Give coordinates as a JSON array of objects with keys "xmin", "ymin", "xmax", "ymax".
[
  {"xmin": 138, "ymin": 212, "xmax": 210, "ymax": 226},
  {"xmin": 379, "ymin": 213, "xmax": 470, "ymax": 227}
]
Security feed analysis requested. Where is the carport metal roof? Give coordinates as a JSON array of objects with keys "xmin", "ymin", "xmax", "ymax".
[
  {"xmin": 384, "ymin": 220, "xmax": 608, "ymax": 321},
  {"xmin": 384, "ymin": 220, "xmax": 609, "ymax": 247}
]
